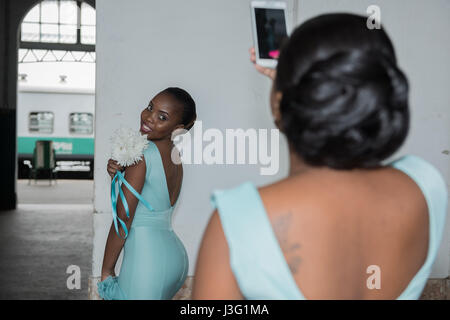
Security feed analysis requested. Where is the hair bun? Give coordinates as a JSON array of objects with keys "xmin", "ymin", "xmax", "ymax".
[{"xmin": 280, "ymin": 49, "xmax": 409, "ymax": 169}]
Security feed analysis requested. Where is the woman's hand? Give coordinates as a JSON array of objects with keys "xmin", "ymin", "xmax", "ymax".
[
  {"xmin": 107, "ymin": 159, "xmax": 124, "ymax": 179},
  {"xmin": 249, "ymin": 47, "xmax": 277, "ymax": 81},
  {"xmin": 101, "ymin": 269, "xmax": 116, "ymax": 282}
]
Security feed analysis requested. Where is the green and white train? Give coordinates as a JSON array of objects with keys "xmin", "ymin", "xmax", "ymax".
[{"xmin": 17, "ymin": 85, "xmax": 95, "ymax": 179}]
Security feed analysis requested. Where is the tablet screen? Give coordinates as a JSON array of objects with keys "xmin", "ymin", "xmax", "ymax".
[{"xmin": 254, "ymin": 8, "xmax": 288, "ymax": 60}]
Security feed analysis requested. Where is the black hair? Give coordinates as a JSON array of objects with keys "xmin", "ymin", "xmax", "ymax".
[
  {"xmin": 163, "ymin": 87, "xmax": 197, "ymax": 131},
  {"xmin": 275, "ymin": 13, "xmax": 409, "ymax": 169}
]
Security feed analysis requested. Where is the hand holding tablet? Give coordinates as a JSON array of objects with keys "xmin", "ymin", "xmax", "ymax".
[
  {"xmin": 250, "ymin": 1, "xmax": 290, "ymax": 69},
  {"xmin": 249, "ymin": 47, "xmax": 276, "ymax": 80}
]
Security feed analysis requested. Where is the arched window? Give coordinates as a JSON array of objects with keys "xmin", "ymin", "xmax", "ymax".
[{"xmin": 19, "ymin": 0, "xmax": 95, "ymax": 63}]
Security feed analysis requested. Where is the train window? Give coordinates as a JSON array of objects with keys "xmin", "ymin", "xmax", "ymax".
[
  {"xmin": 29, "ymin": 112, "xmax": 54, "ymax": 134},
  {"xmin": 69, "ymin": 113, "xmax": 93, "ymax": 134}
]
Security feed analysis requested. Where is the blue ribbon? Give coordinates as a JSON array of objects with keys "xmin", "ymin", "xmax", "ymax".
[{"xmin": 111, "ymin": 171, "xmax": 154, "ymax": 239}]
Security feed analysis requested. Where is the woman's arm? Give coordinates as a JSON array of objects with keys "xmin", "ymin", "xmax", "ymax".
[
  {"xmin": 192, "ymin": 210, "xmax": 244, "ymax": 299},
  {"xmin": 100, "ymin": 157, "xmax": 146, "ymax": 281}
]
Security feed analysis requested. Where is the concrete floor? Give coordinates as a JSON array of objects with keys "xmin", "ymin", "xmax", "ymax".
[
  {"xmin": 0, "ymin": 180, "xmax": 93, "ymax": 299},
  {"xmin": 17, "ymin": 179, "xmax": 94, "ymax": 204}
]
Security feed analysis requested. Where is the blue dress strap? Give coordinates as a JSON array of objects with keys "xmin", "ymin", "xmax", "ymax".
[
  {"xmin": 211, "ymin": 182, "xmax": 303, "ymax": 299},
  {"xmin": 390, "ymin": 155, "xmax": 448, "ymax": 258},
  {"xmin": 111, "ymin": 162, "xmax": 155, "ymax": 239}
]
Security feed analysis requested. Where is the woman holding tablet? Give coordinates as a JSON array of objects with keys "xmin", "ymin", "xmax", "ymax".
[{"xmin": 193, "ymin": 14, "xmax": 448, "ymax": 299}]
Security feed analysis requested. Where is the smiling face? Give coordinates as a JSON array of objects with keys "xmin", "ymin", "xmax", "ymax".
[{"xmin": 140, "ymin": 91, "xmax": 184, "ymax": 141}]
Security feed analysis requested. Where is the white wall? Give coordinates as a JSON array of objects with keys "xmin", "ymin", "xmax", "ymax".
[{"xmin": 92, "ymin": 0, "xmax": 450, "ymax": 281}]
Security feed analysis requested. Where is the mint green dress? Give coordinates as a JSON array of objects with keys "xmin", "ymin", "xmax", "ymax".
[
  {"xmin": 211, "ymin": 155, "xmax": 448, "ymax": 299},
  {"xmin": 97, "ymin": 140, "xmax": 188, "ymax": 300}
]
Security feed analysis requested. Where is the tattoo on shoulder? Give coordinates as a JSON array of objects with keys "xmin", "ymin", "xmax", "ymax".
[{"xmin": 272, "ymin": 212, "xmax": 302, "ymax": 274}]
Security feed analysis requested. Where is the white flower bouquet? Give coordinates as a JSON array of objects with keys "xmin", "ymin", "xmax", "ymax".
[{"xmin": 109, "ymin": 127, "xmax": 150, "ymax": 239}]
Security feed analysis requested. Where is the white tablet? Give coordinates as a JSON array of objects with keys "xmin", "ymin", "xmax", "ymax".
[{"xmin": 250, "ymin": 1, "xmax": 290, "ymax": 69}]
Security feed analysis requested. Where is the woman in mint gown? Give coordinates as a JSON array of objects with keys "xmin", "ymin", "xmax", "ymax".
[{"xmin": 98, "ymin": 87, "xmax": 196, "ymax": 299}]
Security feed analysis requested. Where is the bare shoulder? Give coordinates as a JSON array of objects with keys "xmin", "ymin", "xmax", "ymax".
[
  {"xmin": 259, "ymin": 166, "xmax": 428, "ymax": 211},
  {"xmin": 124, "ymin": 156, "xmax": 147, "ymax": 177},
  {"xmin": 256, "ymin": 174, "xmax": 321, "ymax": 219},
  {"xmin": 384, "ymin": 166, "xmax": 427, "ymax": 203}
]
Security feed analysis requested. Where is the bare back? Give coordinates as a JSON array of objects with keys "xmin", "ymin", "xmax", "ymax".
[
  {"xmin": 259, "ymin": 166, "xmax": 429, "ymax": 299},
  {"xmin": 153, "ymin": 141, "xmax": 183, "ymax": 207}
]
